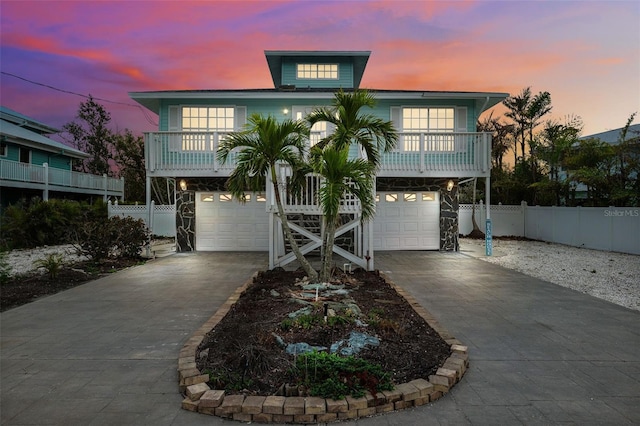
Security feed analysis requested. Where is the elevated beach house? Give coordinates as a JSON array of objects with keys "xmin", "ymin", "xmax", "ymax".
[
  {"xmin": 0, "ymin": 106, "xmax": 124, "ymax": 208},
  {"xmin": 130, "ymin": 50, "xmax": 507, "ymax": 269}
]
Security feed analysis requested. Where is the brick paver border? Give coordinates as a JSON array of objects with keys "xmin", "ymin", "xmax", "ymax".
[{"xmin": 178, "ymin": 271, "xmax": 469, "ymax": 423}]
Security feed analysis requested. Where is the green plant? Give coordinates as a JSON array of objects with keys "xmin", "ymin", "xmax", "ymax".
[
  {"xmin": 0, "ymin": 198, "xmax": 108, "ymax": 250},
  {"xmin": 367, "ymin": 307, "xmax": 385, "ymax": 328},
  {"xmin": 74, "ymin": 216, "xmax": 149, "ymax": 261},
  {"xmin": 294, "ymin": 351, "xmax": 393, "ymax": 400},
  {"xmin": 327, "ymin": 315, "xmax": 352, "ymax": 327},
  {"xmin": 111, "ymin": 216, "xmax": 149, "ymax": 258},
  {"xmin": 33, "ymin": 254, "xmax": 65, "ymax": 279},
  {"xmin": 203, "ymin": 368, "xmax": 253, "ymax": 392},
  {"xmin": 280, "ymin": 318, "xmax": 294, "ymax": 331},
  {"xmin": 295, "ymin": 314, "xmax": 321, "ymax": 330}
]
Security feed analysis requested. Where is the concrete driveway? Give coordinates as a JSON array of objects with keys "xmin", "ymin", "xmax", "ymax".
[{"xmin": 1, "ymin": 251, "xmax": 638, "ymax": 425}]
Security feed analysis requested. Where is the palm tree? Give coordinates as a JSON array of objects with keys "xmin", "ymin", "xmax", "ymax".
[
  {"xmin": 307, "ymin": 89, "xmax": 397, "ymax": 282},
  {"xmin": 526, "ymin": 90, "xmax": 553, "ymax": 150},
  {"xmin": 307, "ymin": 89, "xmax": 397, "ymax": 168},
  {"xmin": 503, "ymin": 87, "xmax": 553, "ymax": 166},
  {"xmin": 503, "ymin": 87, "xmax": 531, "ymax": 164},
  {"xmin": 217, "ymin": 114, "xmax": 319, "ymax": 281},
  {"xmin": 310, "ymin": 147, "xmax": 375, "ymax": 282}
]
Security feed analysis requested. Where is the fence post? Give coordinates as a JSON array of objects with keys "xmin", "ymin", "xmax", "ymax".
[
  {"xmin": 43, "ymin": 163, "xmax": 49, "ymax": 201},
  {"xmin": 521, "ymin": 201, "xmax": 527, "ymax": 238},
  {"xmin": 103, "ymin": 174, "xmax": 108, "ymax": 201},
  {"xmin": 149, "ymin": 200, "xmax": 155, "ymax": 234}
]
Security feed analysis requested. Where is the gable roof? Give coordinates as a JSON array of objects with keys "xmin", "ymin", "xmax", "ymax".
[
  {"xmin": 0, "ymin": 106, "xmax": 61, "ymax": 135},
  {"xmin": 0, "ymin": 107, "xmax": 89, "ymax": 159}
]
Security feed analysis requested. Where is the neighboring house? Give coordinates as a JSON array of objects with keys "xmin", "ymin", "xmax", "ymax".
[
  {"xmin": 559, "ymin": 123, "xmax": 640, "ymax": 200},
  {"xmin": 130, "ymin": 50, "xmax": 507, "ymax": 269},
  {"xmin": 0, "ymin": 106, "xmax": 124, "ymax": 208}
]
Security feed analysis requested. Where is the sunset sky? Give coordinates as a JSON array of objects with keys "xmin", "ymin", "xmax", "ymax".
[{"xmin": 1, "ymin": 0, "xmax": 638, "ymax": 138}]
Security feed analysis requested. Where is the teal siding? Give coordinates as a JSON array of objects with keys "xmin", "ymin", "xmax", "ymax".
[
  {"xmin": 48, "ymin": 155, "xmax": 72, "ymax": 170},
  {"xmin": 31, "ymin": 150, "xmax": 49, "ymax": 166},
  {"xmin": 4, "ymin": 143, "xmax": 19, "ymax": 162},
  {"xmin": 2, "ymin": 142, "xmax": 72, "ymax": 169},
  {"xmin": 153, "ymin": 95, "xmax": 484, "ymax": 170},
  {"xmin": 281, "ymin": 58, "xmax": 354, "ymax": 88},
  {"xmin": 159, "ymin": 97, "xmax": 477, "ymax": 131}
]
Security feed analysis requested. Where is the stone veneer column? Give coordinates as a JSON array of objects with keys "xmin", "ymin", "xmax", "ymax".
[
  {"xmin": 176, "ymin": 190, "xmax": 196, "ymax": 252},
  {"xmin": 439, "ymin": 181, "xmax": 459, "ymax": 252}
]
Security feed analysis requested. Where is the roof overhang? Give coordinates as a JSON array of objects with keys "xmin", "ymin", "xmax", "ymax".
[
  {"xmin": 0, "ymin": 119, "xmax": 89, "ymax": 159},
  {"xmin": 129, "ymin": 89, "xmax": 508, "ymax": 115}
]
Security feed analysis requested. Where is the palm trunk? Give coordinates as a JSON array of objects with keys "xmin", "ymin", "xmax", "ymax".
[
  {"xmin": 319, "ymin": 215, "xmax": 337, "ymax": 283},
  {"xmin": 271, "ymin": 166, "xmax": 318, "ymax": 281}
]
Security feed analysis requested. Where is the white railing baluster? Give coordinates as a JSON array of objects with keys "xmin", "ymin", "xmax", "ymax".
[{"xmin": 142, "ymin": 131, "xmax": 492, "ymax": 177}]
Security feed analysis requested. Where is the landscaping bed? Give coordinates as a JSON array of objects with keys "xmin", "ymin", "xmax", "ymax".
[
  {"xmin": 181, "ymin": 268, "xmax": 468, "ymax": 423},
  {"xmin": 197, "ymin": 268, "xmax": 452, "ymax": 396},
  {"xmin": 0, "ymin": 258, "xmax": 145, "ymax": 312}
]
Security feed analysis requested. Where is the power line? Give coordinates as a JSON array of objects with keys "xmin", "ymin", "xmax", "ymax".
[{"xmin": 1, "ymin": 71, "xmax": 158, "ymax": 126}]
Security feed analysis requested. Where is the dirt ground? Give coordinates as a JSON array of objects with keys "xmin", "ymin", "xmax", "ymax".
[
  {"xmin": 0, "ymin": 258, "xmax": 144, "ymax": 312},
  {"xmin": 197, "ymin": 268, "xmax": 452, "ymax": 396}
]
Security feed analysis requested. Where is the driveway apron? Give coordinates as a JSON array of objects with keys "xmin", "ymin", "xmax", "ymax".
[
  {"xmin": 1, "ymin": 252, "xmax": 267, "ymax": 425},
  {"xmin": 1, "ymin": 251, "xmax": 639, "ymax": 425},
  {"xmin": 370, "ymin": 251, "xmax": 640, "ymax": 425}
]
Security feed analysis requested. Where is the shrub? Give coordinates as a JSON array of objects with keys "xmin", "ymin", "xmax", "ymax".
[
  {"xmin": 0, "ymin": 198, "xmax": 108, "ymax": 249},
  {"xmin": 111, "ymin": 216, "xmax": 149, "ymax": 258},
  {"xmin": 74, "ymin": 216, "xmax": 149, "ymax": 261},
  {"xmin": 294, "ymin": 351, "xmax": 393, "ymax": 399}
]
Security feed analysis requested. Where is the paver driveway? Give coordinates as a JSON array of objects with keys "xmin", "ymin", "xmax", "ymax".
[{"xmin": 1, "ymin": 251, "xmax": 638, "ymax": 425}]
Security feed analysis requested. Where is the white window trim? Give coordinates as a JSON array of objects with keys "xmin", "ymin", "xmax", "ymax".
[
  {"xmin": 391, "ymin": 106, "xmax": 467, "ymax": 153},
  {"xmin": 296, "ymin": 63, "xmax": 339, "ymax": 80},
  {"xmin": 167, "ymin": 105, "xmax": 247, "ymax": 152}
]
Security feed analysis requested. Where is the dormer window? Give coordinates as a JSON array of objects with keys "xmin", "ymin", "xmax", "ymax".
[{"xmin": 297, "ymin": 63, "xmax": 338, "ymax": 80}]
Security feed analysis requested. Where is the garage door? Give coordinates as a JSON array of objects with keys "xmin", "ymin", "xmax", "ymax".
[
  {"xmin": 195, "ymin": 192, "xmax": 269, "ymax": 251},
  {"xmin": 373, "ymin": 191, "xmax": 440, "ymax": 250}
]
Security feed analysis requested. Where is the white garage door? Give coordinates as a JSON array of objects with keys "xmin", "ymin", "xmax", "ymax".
[
  {"xmin": 195, "ymin": 192, "xmax": 269, "ymax": 251},
  {"xmin": 373, "ymin": 191, "xmax": 440, "ymax": 250}
]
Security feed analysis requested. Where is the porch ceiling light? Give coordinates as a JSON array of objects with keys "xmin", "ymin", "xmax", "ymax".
[
  {"xmin": 447, "ymin": 180, "xmax": 455, "ymax": 192},
  {"xmin": 179, "ymin": 179, "xmax": 187, "ymax": 191}
]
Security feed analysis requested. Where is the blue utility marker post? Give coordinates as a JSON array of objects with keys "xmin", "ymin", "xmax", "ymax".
[{"xmin": 485, "ymin": 219, "xmax": 493, "ymax": 256}]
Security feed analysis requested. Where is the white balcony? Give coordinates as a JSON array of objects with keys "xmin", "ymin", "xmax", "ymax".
[
  {"xmin": 144, "ymin": 131, "xmax": 491, "ymax": 179},
  {"xmin": 0, "ymin": 159, "xmax": 124, "ymax": 199}
]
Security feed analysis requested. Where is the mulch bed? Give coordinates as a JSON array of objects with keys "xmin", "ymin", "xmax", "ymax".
[
  {"xmin": 0, "ymin": 258, "xmax": 144, "ymax": 312},
  {"xmin": 196, "ymin": 268, "xmax": 452, "ymax": 396}
]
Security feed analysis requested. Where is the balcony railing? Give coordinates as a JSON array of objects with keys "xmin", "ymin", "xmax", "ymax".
[
  {"xmin": 0, "ymin": 159, "xmax": 124, "ymax": 197},
  {"xmin": 272, "ymin": 172, "xmax": 361, "ymax": 215},
  {"xmin": 144, "ymin": 131, "xmax": 491, "ymax": 178}
]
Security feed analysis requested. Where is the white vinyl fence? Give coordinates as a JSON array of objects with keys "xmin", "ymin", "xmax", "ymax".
[
  {"xmin": 460, "ymin": 201, "xmax": 640, "ymax": 255},
  {"xmin": 107, "ymin": 201, "xmax": 176, "ymax": 238}
]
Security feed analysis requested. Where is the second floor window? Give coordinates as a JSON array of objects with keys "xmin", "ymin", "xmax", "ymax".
[
  {"xmin": 297, "ymin": 64, "xmax": 338, "ymax": 79},
  {"xmin": 401, "ymin": 107, "xmax": 456, "ymax": 152},
  {"xmin": 181, "ymin": 107, "xmax": 234, "ymax": 151}
]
